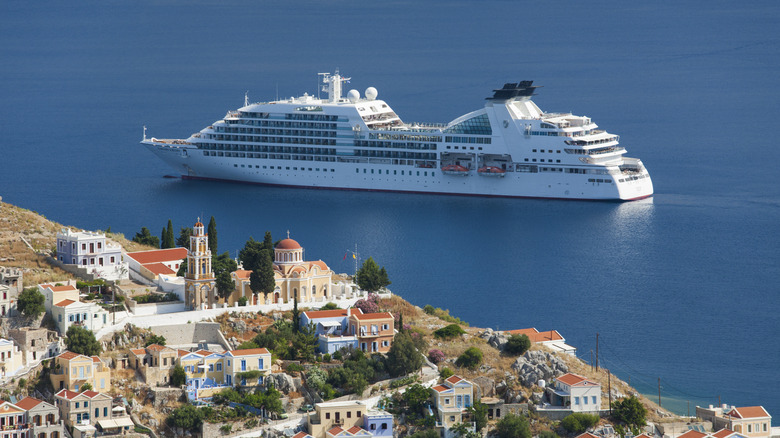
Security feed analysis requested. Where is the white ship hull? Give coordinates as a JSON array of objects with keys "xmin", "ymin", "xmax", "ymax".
[
  {"xmin": 142, "ymin": 74, "xmax": 653, "ymax": 201},
  {"xmin": 143, "ymin": 143, "xmax": 652, "ymax": 200}
]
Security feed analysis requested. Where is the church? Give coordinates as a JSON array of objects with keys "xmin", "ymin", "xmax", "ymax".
[
  {"xmin": 228, "ymin": 235, "xmax": 337, "ymax": 305},
  {"xmin": 183, "ymin": 219, "xmax": 217, "ymax": 310}
]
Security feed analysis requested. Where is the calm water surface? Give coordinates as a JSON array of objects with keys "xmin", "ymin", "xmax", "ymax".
[{"xmin": 1, "ymin": 0, "xmax": 779, "ymax": 416}]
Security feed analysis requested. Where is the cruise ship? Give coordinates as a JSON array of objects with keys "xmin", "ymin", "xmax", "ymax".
[{"xmin": 142, "ymin": 72, "xmax": 653, "ymax": 201}]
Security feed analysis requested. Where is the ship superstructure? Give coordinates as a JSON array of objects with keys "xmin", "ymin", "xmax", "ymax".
[{"xmin": 142, "ymin": 72, "xmax": 653, "ymax": 201}]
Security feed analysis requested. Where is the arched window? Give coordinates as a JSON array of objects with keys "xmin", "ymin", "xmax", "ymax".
[{"xmin": 323, "ymin": 286, "xmax": 328, "ymax": 297}]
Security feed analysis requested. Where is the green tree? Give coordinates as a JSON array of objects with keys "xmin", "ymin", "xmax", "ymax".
[
  {"xmin": 262, "ymin": 231, "xmax": 274, "ymax": 254},
  {"xmin": 212, "ymin": 251, "xmax": 237, "ymax": 277},
  {"xmin": 145, "ymin": 334, "xmax": 166, "ymax": 346},
  {"xmin": 469, "ymin": 401, "xmax": 488, "ymax": 432},
  {"xmin": 176, "ymin": 227, "xmax": 193, "ymax": 248},
  {"xmin": 207, "ymin": 216, "xmax": 218, "ymax": 255},
  {"xmin": 65, "ymin": 326, "xmax": 102, "ymax": 356},
  {"xmin": 611, "ymin": 396, "xmax": 647, "ymax": 430},
  {"xmin": 216, "ymin": 271, "xmax": 236, "ymax": 301},
  {"xmin": 250, "ymin": 249, "xmax": 276, "ymax": 300},
  {"xmin": 495, "ymin": 413, "xmax": 532, "ymax": 438},
  {"xmin": 451, "ymin": 423, "xmax": 480, "ymax": 438},
  {"xmin": 386, "ymin": 331, "xmax": 423, "ymax": 377},
  {"xmin": 132, "ymin": 227, "xmax": 160, "ymax": 248},
  {"xmin": 17, "ymin": 288, "xmax": 45, "ymax": 319},
  {"xmin": 239, "ymin": 237, "xmax": 265, "ymax": 271},
  {"xmin": 176, "ymin": 258, "xmax": 187, "ymax": 277},
  {"xmin": 539, "ymin": 431, "xmax": 559, "ymax": 438},
  {"xmin": 170, "ymin": 365, "xmax": 186, "ymax": 386},
  {"xmin": 161, "ymin": 219, "xmax": 175, "ymax": 249},
  {"xmin": 402, "ymin": 383, "xmax": 432, "ymax": 414},
  {"xmin": 321, "ymin": 302, "xmax": 339, "ymax": 310},
  {"xmin": 167, "ymin": 405, "xmax": 203, "ymax": 432},
  {"xmin": 505, "ymin": 334, "xmax": 532, "ymax": 355},
  {"xmin": 455, "ymin": 347, "xmax": 483, "ymax": 370},
  {"xmin": 561, "ymin": 413, "xmax": 599, "ymax": 434},
  {"xmin": 439, "ymin": 367, "xmax": 454, "ymax": 380},
  {"xmin": 355, "ymin": 257, "xmax": 391, "ymax": 292},
  {"xmin": 292, "ymin": 296, "xmax": 300, "ymax": 332},
  {"xmin": 79, "ymin": 383, "xmax": 93, "ymax": 392},
  {"xmin": 262, "ymin": 383, "xmax": 284, "ymax": 416},
  {"xmin": 408, "ymin": 431, "xmax": 439, "ymax": 438}
]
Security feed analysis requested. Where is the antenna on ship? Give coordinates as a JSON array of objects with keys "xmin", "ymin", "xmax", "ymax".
[
  {"xmin": 143, "ymin": 125, "xmax": 146, "ymax": 141},
  {"xmin": 244, "ymin": 91, "xmax": 248, "ymax": 107}
]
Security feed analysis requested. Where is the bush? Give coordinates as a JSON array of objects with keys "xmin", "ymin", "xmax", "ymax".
[
  {"xmin": 539, "ymin": 431, "xmax": 559, "ymax": 438},
  {"xmin": 495, "ymin": 413, "xmax": 532, "ymax": 438},
  {"xmin": 561, "ymin": 413, "xmax": 599, "ymax": 434},
  {"xmin": 237, "ymin": 296, "xmax": 248, "ymax": 306},
  {"xmin": 611, "ymin": 396, "xmax": 647, "ymax": 429},
  {"xmin": 321, "ymin": 302, "xmax": 339, "ymax": 310},
  {"xmin": 17, "ymin": 288, "xmax": 45, "ymax": 319},
  {"xmin": 145, "ymin": 334, "xmax": 166, "ymax": 346},
  {"xmin": 170, "ymin": 365, "xmax": 186, "ymax": 387},
  {"xmin": 505, "ymin": 334, "xmax": 532, "ymax": 355},
  {"xmin": 65, "ymin": 326, "xmax": 101, "ymax": 356},
  {"xmin": 423, "ymin": 304, "xmax": 435, "ymax": 315},
  {"xmin": 167, "ymin": 405, "xmax": 203, "ymax": 432},
  {"xmin": 354, "ymin": 293, "xmax": 380, "ymax": 314},
  {"xmin": 434, "ymin": 324, "xmax": 466, "ymax": 340},
  {"xmin": 286, "ymin": 363, "xmax": 304, "ymax": 373},
  {"xmin": 455, "ymin": 347, "xmax": 483, "ymax": 370},
  {"xmin": 322, "ymin": 353, "xmax": 331, "ymax": 362},
  {"xmin": 428, "ymin": 349, "xmax": 445, "ymax": 364},
  {"xmin": 439, "ymin": 367, "xmax": 454, "ymax": 380},
  {"xmin": 389, "ymin": 375, "xmax": 419, "ymax": 389}
]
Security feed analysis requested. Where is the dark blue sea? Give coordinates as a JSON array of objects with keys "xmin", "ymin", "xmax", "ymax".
[{"xmin": 2, "ymin": 0, "xmax": 778, "ymax": 417}]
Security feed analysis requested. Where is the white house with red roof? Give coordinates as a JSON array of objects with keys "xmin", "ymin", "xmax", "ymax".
[
  {"xmin": 432, "ymin": 375, "xmax": 476, "ymax": 438},
  {"xmin": 697, "ymin": 405, "xmax": 773, "ymax": 438},
  {"xmin": 38, "ymin": 281, "xmax": 79, "ymax": 312},
  {"xmin": 16, "ymin": 396, "xmax": 65, "ymax": 438},
  {"xmin": 505, "ymin": 328, "xmax": 577, "ymax": 355},
  {"xmin": 544, "ymin": 373, "xmax": 601, "ymax": 413},
  {"xmin": 50, "ymin": 298, "xmax": 109, "ymax": 335}
]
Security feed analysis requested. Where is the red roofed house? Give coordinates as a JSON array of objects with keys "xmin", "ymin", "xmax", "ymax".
[
  {"xmin": 16, "ymin": 396, "xmax": 65, "ymax": 438},
  {"xmin": 50, "ymin": 351, "xmax": 110, "ymax": 393},
  {"xmin": 504, "ymin": 328, "xmax": 577, "ymax": 355},
  {"xmin": 50, "ymin": 297, "xmax": 109, "ymax": 335},
  {"xmin": 697, "ymin": 405, "xmax": 772, "ymax": 438},
  {"xmin": 307, "ymin": 400, "xmax": 369, "ymax": 438},
  {"xmin": 544, "ymin": 373, "xmax": 601, "ymax": 413},
  {"xmin": 54, "ymin": 389, "xmax": 125, "ymax": 438},
  {"xmin": 431, "ymin": 375, "xmax": 476, "ymax": 438},
  {"xmin": 38, "ymin": 281, "xmax": 80, "ymax": 312},
  {"xmin": 348, "ymin": 312, "xmax": 395, "ymax": 353},
  {"xmin": 124, "ymin": 247, "xmax": 188, "ymax": 284}
]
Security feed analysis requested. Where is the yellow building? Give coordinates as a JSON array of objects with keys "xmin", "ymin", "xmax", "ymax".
[
  {"xmin": 432, "ymin": 375, "xmax": 475, "ymax": 438},
  {"xmin": 179, "ymin": 348, "xmax": 272, "ymax": 400},
  {"xmin": 229, "ymin": 236, "xmax": 336, "ymax": 305},
  {"xmin": 129, "ymin": 344, "xmax": 179, "ymax": 386},
  {"xmin": 307, "ymin": 400, "xmax": 368, "ymax": 438},
  {"xmin": 49, "ymin": 351, "xmax": 110, "ymax": 392},
  {"xmin": 184, "ymin": 219, "xmax": 217, "ymax": 310}
]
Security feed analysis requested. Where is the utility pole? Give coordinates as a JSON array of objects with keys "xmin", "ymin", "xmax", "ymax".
[
  {"xmin": 596, "ymin": 333, "xmax": 600, "ymax": 372},
  {"xmin": 608, "ymin": 370, "xmax": 612, "ymax": 416},
  {"xmin": 590, "ymin": 350, "xmax": 594, "ymax": 372},
  {"xmin": 658, "ymin": 377, "xmax": 662, "ymax": 407}
]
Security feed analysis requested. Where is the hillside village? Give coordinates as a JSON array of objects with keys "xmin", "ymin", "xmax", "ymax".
[{"xmin": 0, "ymin": 200, "xmax": 776, "ymax": 438}]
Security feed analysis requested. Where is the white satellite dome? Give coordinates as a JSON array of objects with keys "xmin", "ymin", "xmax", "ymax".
[
  {"xmin": 365, "ymin": 87, "xmax": 378, "ymax": 101},
  {"xmin": 347, "ymin": 89, "xmax": 360, "ymax": 103}
]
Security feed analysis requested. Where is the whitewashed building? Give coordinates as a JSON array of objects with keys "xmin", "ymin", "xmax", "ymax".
[{"xmin": 56, "ymin": 229, "xmax": 128, "ymax": 281}]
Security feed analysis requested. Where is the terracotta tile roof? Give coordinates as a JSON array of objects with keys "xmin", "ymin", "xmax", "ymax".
[
  {"xmin": 50, "ymin": 285, "xmax": 78, "ymax": 292},
  {"xmin": 125, "ymin": 248, "xmax": 187, "ymax": 265},
  {"xmin": 91, "ymin": 356, "xmax": 102, "ymax": 363},
  {"xmin": 445, "ymin": 375, "xmax": 464, "ymax": 385},
  {"xmin": 712, "ymin": 429, "xmax": 736, "ymax": 438},
  {"xmin": 55, "ymin": 389, "xmax": 81, "ymax": 400},
  {"xmin": 292, "ymin": 433, "xmax": 313, "ymax": 438},
  {"xmin": 82, "ymin": 390, "xmax": 100, "ymax": 398},
  {"xmin": 310, "ymin": 260, "xmax": 329, "ymax": 271},
  {"xmin": 506, "ymin": 328, "xmax": 564, "ymax": 343},
  {"xmin": 39, "ymin": 284, "xmax": 53, "ymax": 289},
  {"xmin": 229, "ymin": 348, "xmax": 270, "ymax": 356},
  {"xmin": 146, "ymin": 344, "xmax": 168, "ymax": 352},
  {"xmin": 677, "ymin": 431, "xmax": 707, "ymax": 438},
  {"xmin": 728, "ymin": 406, "xmax": 770, "ymax": 419},
  {"xmin": 54, "ymin": 299, "xmax": 77, "ymax": 307},
  {"xmin": 142, "ymin": 262, "xmax": 175, "ymax": 276},
  {"xmin": 130, "ymin": 349, "xmax": 146, "ymax": 355},
  {"xmin": 14, "ymin": 397, "xmax": 43, "ymax": 411},
  {"xmin": 575, "ymin": 433, "xmax": 601, "ymax": 438},
  {"xmin": 347, "ymin": 426, "xmax": 363, "ymax": 434},
  {"xmin": 303, "ymin": 309, "xmax": 349, "ymax": 319},
  {"xmin": 276, "ymin": 238, "xmax": 302, "ymax": 250},
  {"xmin": 327, "ymin": 426, "xmax": 344, "ymax": 435},
  {"xmin": 432, "ymin": 384, "xmax": 449, "ymax": 393},
  {"xmin": 352, "ymin": 312, "xmax": 393, "ymax": 321},
  {"xmin": 233, "ymin": 270, "xmax": 251, "ymax": 280},
  {"xmin": 635, "ymin": 434, "xmax": 654, "ymax": 438},
  {"xmin": 556, "ymin": 373, "xmax": 598, "ymax": 386},
  {"xmin": 195, "ymin": 349, "xmax": 214, "ymax": 356},
  {"xmin": 58, "ymin": 351, "xmax": 82, "ymax": 360}
]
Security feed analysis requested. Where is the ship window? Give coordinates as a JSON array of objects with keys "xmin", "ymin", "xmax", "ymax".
[
  {"xmin": 417, "ymin": 171, "xmax": 420, "ymax": 176},
  {"xmin": 356, "ymin": 168, "xmax": 359, "ymax": 173},
  {"xmin": 371, "ymin": 169, "xmax": 374, "ymax": 174},
  {"xmin": 394, "ymin": 170, "xmax": 397, "ymax": 175},
  {"xmin": 234, "ymin": 164, "xmax": 238, "ymax": 167},
  {"xmin": 331, "ymin": 169, "xmax": 334, "ymax": 172},
  {"xmin": 363, "ymin": 169, "xmax": 366, "ymax": 174},
  {"xmin": 556, "ymin": 160, "xmax": 560, "ymax": 163},
  {"xmin": 532, "ymin": 159, "xmax": 537, "ymax": 162},
  {"xmin": 524, "ymin": 158, "xmax": 529, "ymax": 162},
  {"xmin": 478, "ymin": 147, "xmax": 483, "ymax": 150},
  {"xmin": 532, "ymin": 149, "xmax": 537, "ymax": 152},
  {"xmin": 286, "ymin": 167, "xmax": 290, "ymax": 170},
  {"xmin": 424, "ymin": 172, "xmax": 428, "ymax": 176},
  {"xmin": 557, "ymin": 150, "xmax": 561, "ymax": 153},
  {"xmin": 446, "ymin": 146, "xmax": 451, "ymax": 149}
]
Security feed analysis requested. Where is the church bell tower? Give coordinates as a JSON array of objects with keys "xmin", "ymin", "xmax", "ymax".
[{"xmin": 184, "ymin": 218, "xmax": 216, "ymax": 310}]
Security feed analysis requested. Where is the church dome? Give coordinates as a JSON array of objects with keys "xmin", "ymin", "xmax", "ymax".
[{"xmin": 276, "ymin": 238, "xmax": 302, "ymax": 250}]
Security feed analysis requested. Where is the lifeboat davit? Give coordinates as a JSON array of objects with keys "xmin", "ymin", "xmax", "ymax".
[{"xmin": 478, "ymin": 166, "xmax": 506, "ymax": 177}]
